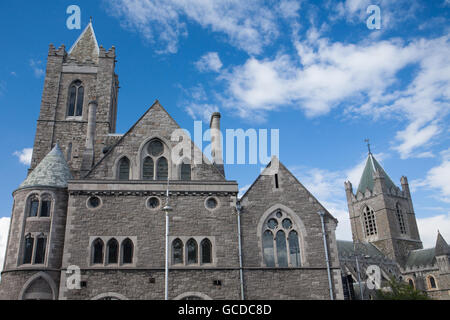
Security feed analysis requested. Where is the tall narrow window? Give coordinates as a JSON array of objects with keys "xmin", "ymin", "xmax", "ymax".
[
  {"xmin": 276, "ymin": 230, "xmax": 288, "ymax": 267},
  {"xmin": 428, "ymin": 276, "xmax": 437, "ymax": 289},
  {"xmin": 274, "ymin": 174, "xmax": 279, "ymax": 188},
  {"xmin": 34, "ymin": 236, "xmax": 47, "ymax": 264},
  {"xmin": 118, "ymin": 157, "xmax": 130, "ymax": 180},
  {"xmin": 28, "ymin": 197, "xmax": 39, "ymax": 217},
  {"xmin": 172, "ymin": 238, "xmax": 183, "ymax": 264},
  {"xmin": 92, "ymin": 238, "xmax": 104, "ymax": 264},
  {"xmin": 186, "ymin": 238, "xmax": 198, "ymax": 265},
  {"xmin": 142, "ymin": 157, "xmax": 154, "ymax": 180},
  {"xmin": 23, "ymin": 234, "xmax": 34, "ymax": 264},
  {"xmin": 262, "ymin": 230, "xmax": 275, "ymax": 267},
  {"xmin": 157, "ymin": 157, "xmax": 168, "ymax": 180},
  {"xmin": 200, "ymin": 239, "xmax": 212, "ymax": 264},
  {"xmin": 67, "ymin": 80, "xmax": 84, "ymax": 117},
  {"xmin": 180, "ymin": 163, "xmax": 191, "ymax": 180},
  {"xmin": 107, "ymin": 239, "xmax": 119, "ymax": 264},
  {"xmin": 40, "ymin": 196, "xmax": 51, "ymax": 217},
  {"xmin": 396, "ymin": 203, "xmax": 406, "ymax": 234},
  {"xmin": 288, "ymin": 230, "xmax": 301, "ymax": 267},
  {"xmin": 122, "ymin": 238, "xmax": 134, "ymax": 264},
  {"xmin": 363, "ymin": 206, "xmax": 377, "ymax": 236}
]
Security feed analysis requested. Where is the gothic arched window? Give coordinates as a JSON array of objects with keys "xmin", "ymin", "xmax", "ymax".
[
  {"xmin": 363, "ymin": 206, "xmax": 377, "ymax": 236},
  {"xmin": 141, "ymin": 139, "xmax": 170, "ymax": 180},
  {"xmin": 40, "ymin": 194, "xmax": 51, "ymax": 217},
  {"xmin": 122, "ymin": 238, "xmax": 134, "ymax": 264},
  {"xmin": 186, "ymin": 238, "xmax": 198, "ymax": 265},
  {"xmin": 396, "ymin": 203, "xmax": 407, "ymax": 234},
  {"xmin": 106, "ymin": 239, "xmax": 119, "ymax": 264},
  {"xmin": 157, "ymin": 157, "xmax": 168, "ymax": 180},
  {"xmin": 67, "ymin": 80, "xmax": 84, "ymax": 117},
  {"xmin": 28, "ymin": 195, "xmax": 39, "ymax": 217},
  {"xmin": 200, "ymin": 238, "xmax": 212, "ymax": 264},
  {"xmin": 34, "ymin": 235, "xmax": 47, "ymax": 264},
  {"xmin": 172, "ymin": 238, "xmax": 183, "ymax": 264},
  {"xmin": 118, "ymin": 157, "xmax": 130, "ymax": 180},
  {"xmin": 261, "ymin": 209, "xmax": 302, "ymax": 267},
  {"xmin": 23, "ymin": 234, "xmax": 34, "ymax": 264},
  {"xmin": 92, "ymin": 238, "xmax": 104, "ymax": 264},
  {"xmin": 180, "ymin": 162, "xmax": 191, "ymax": 181},
  {"xmin": 428, "ymin": 275, "xmax": 437, "ymax": 289},
  {"xmin": 142, "ymin": 157, "xmax": 154, "ymax": 180}
]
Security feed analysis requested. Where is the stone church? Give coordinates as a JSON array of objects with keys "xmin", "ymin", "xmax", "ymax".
[{"xmin": 0, "ymin": 23, "xmax": 448, "ymax": 300}]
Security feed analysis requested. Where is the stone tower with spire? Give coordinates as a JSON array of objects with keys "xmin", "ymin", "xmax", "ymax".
[
  {"xmin": 344, "ymin": 150, "xmax": 423, "ymax": 265},
  {"xmin": 29, "ymin": 22, "xmax": 119, "ymax": 178}
]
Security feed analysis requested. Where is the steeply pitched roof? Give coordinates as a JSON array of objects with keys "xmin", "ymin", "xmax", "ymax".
[
  {"xmin": 404, "ymin": 248, "xmax": 436, "ymax": 268},
  {"xmin": 18, "ymin": 145, "xmax": 73, "ymax": 189},
  {"xmin": 356, "ymin": 153, "xmax": 397, "ymax": 194},
  {"xmin": 68, "ymin": 22, "xmax": 99, "ymax": 63},
  {"xmin": 435, "ymin": 232, "xmax": 450, "ymax": 256},
  {"xmin": 337, "ymin": 240, "xmax": 386, "ymax": 259}
]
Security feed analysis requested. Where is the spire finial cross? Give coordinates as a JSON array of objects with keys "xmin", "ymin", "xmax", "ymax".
[
  {"xmin": 364, "ymin": 139, "xmax": 372, "ymax": 154},
  {"xmin": 90, "ymin": 16, "xmax": 93, "ymax": 23}
]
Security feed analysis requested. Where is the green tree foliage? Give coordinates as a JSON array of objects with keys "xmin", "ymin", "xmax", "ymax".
[{"xmin": 375, "ymin": 277, "xmax": 430, "ymax": 300}]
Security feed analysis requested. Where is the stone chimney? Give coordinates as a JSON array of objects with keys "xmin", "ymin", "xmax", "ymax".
[
  {"xmin": 81, "ymin": 100, "xmax": 97, "ymax": 176},
  {"xmin": 209, "ymin": 112, "xmax": 224, "ymax": 176}
]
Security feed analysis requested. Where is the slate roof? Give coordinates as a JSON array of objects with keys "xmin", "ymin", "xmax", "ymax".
[
  {"xmin": 435, "ymin": 232, "xmax": 450, "ymax": 256},
  {"xmin": 18, "ymin": 144, "xmax": 73, "ymax": 189},
  {"xmin": 404, "ymin": 248, "xmax": 436, "ymax": 268},
  {"xmin": 356, "ymin": 153, "xmax": 397, "ymax": 194},
  {"xmin": 337, "ymin": 240, "xmax": 386, "ymax": 259}
]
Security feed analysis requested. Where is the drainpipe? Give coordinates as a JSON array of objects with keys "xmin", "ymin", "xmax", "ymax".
[
  {"xmin": 235, "ymin": 200, "xmax": 245, "ymax": 300},
  {"xmin": 318, "ymin": 210, "xmax": 334, "ymax": 300}
]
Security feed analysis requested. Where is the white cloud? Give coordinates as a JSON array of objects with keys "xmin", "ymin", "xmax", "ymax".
[
  {"xmin": 220, "ymin": 34, "xmax": 450, "ymax": 158},
  {"xmin": 0, "ymin": 217, "xmax": 10, "ymax": 274},
  {"xmin": 195, "ymin": 52, "xmax": 223, "ymax": 73},
  {"xmin": 417, "ymin": 214, "xmax": 450, "ymax": 248},
  {"xmin": 29, "ymin": 59, "xmax": 44, "ymax": 78},
  {"xmin": 13, "ymin": 148, "xmax": 33, "ymax": 165},
  {"xmin": 108, "ymin": 0, "xmax": 281, "ymax": 54},
  {"xmin": 185, "ymin": 103, "xmax": 219, "ymax": 123}
]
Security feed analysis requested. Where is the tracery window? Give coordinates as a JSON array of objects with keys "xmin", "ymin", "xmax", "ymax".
[
  {"xmin": 262, "ymin": 209, "xmax": 301, "ymax": 267},
  {"xmin": 186, "ymin": 238, "xmax": 198, "ymax": 265},
  {"xmin": 141, "ymin": 139, "xmax": 170, "ymax": 180},
  {"xmin": 363, "ymin": 206, "xmax": 377, "ymax": 236},
  {"xmin": 67, "ymin": 80, "xmax": 84, "ymax": 117},
  {"xmin": 27, "ymin": 194, "xmax": 52, "ymax": 218}
]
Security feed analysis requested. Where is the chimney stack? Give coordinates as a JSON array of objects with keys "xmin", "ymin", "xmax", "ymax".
[
  {"xmin": 81, "ymin": 100, "xmax": 97, "ymax": 176},
  {"xmin": 210, "ymin": 112, "xmax": 224, "ymax": 176}
]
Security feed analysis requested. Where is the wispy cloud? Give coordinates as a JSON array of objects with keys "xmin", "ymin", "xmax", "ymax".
[
  {"xmin": 107, "ymin": 0, "xmax": 285, "ymax": 54},
  {"xmin": 195, "ymin": 52, "xmax": 223, "ymax": 73},
  {"xmin": 29, "ymin": 59, "xmax": 44, "ymax": 78},
  {"xmin": 0, "ymin": 81, "xmax": 6, "ymax": 96},
  {"xmin": 13, "ymin": 148, "xmax": 33, "ymax": 165}
]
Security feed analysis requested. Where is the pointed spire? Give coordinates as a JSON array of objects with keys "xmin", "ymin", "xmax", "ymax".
[
  {"xmin": 356, "ymin": 153, "xmax": 397, "ymax": 194},
  {"xmin": 68, "ymin": 21, "xmax": 99, "ymax": 63},
  {"xmin": 435, "ymin": 231, "xmax": 450, "ymax": 256},
  {"xmin": 19, "ymin": 144, "xmax": 73, "ymax": 189}
]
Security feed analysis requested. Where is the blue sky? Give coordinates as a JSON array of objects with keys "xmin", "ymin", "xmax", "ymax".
[{"xmin": 0, "ymin": 0, "xmax": 449, "ymax": 263}]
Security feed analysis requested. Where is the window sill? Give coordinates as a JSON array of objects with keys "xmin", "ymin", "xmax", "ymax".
[{"xmin": 26, "ymin": 216, "xmax": 51, "ymax": 221}]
